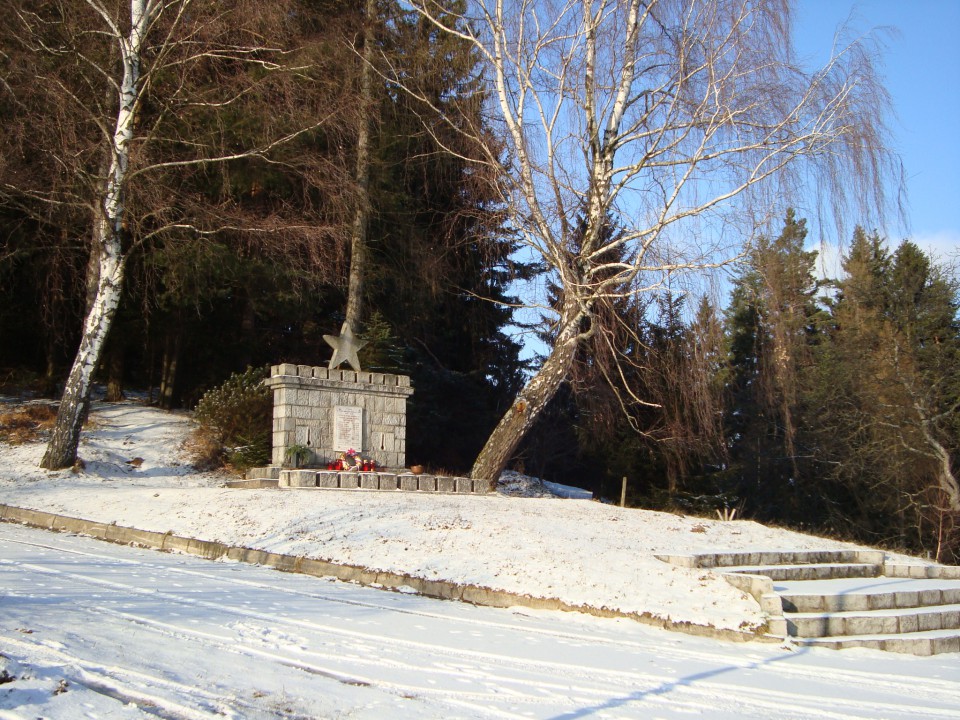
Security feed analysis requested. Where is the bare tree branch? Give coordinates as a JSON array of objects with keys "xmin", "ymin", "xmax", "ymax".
[{"xmin": 405, "ymin": 0, "xmax": 901, "ymax": 486}]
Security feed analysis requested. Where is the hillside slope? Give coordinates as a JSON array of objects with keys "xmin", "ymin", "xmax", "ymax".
[{"xmin": 0, "ymin": 398, "xmax": 909, "ymax": 632}]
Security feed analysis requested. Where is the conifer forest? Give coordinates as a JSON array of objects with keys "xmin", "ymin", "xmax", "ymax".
[{"xmin": 1, "ymin": 1, "xmax": 957, "ymax": 561}]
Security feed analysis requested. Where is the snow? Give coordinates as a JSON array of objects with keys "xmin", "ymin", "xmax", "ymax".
[
  {"xmin": 1, "ymin": 398, "xmax": 958, "ymax": 719},
  {"xmin": 0, "ymin": 400, "xmax": 874, "ymax": 632}
]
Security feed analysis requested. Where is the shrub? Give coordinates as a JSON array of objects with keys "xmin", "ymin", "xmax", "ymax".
[{"xmin": 192, "ymin": 366, "xmax": 271, "ymax": 471}]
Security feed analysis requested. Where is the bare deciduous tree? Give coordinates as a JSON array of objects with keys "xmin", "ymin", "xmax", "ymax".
[
  {"xmin": 344, "ymin": 0, "xmax": 378, "ymax": 337},
  {"xmin": 1, "ymin": 0, "xmax": 355, "ymax": 469},
  {"xmin": 406, "ymin": 0, "xmax": 900, "ymax": 487}
]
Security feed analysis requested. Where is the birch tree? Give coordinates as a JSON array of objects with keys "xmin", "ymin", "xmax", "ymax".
[
  {"xmin": 0, "ymin": 0, "xmax": 352, "ymax": 469},
  {"xmin": 406, "ymin": 0, "xmax": 899, "ymax": 487}
]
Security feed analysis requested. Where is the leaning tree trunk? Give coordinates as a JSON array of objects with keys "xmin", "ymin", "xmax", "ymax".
[
  {"xmin": 471, "ymin": 299, "xmax": 584, "ymax": 489},
  {"xmin": 40, "ymin": 241, "xmax": 126, "ymax": 468},
  {"xmin": 39, "ymin": 0, "xmax": 149, "ymax": 469}
]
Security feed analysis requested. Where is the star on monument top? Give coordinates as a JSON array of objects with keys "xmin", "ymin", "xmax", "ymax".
[{"xmin": 323, "ymin": 321, "xmax": 367, "ymax": 373}]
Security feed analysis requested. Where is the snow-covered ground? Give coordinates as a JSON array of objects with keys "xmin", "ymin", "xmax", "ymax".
[
  {"xmin": 0, "ymin": 400, "xmax": 885, "ymax": 632},
  {"xmin": 1, "ymin": 398, "xmax": 958, "ymax": 718},
  {"xmin": 5, "ymin": 522, "xmax": 960, "ymax": 720}
]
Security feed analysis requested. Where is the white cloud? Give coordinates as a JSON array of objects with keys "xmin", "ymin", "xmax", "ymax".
[
  {"xmin": 812, "ymin": 228, "xmax": 960, "ymax": 281},
  {"xmin": 908, "ymin": 229, "xmax": 960, "ymax": 263},
  {"xmin": 813, "ymin": 240, "xmax": 844, "ymax": 281}
]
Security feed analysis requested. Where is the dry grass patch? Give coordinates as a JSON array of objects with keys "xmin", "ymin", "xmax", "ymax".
[
  {"xmin": 183, "ymin": 425, "xmax": 225, "ymax": 471},
  {"xmin": 0, "ymin": 403, "xmax": 58, "ymax": 444}
]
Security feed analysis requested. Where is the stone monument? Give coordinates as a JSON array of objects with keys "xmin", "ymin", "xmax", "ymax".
[
  {"xmin": 242, "ymin": 320, "xmax": 484, "ymax": 493},
  {"xmin": 261, "ymin": 320, "xmax": 414, "ymax": 470},
  {"xmin": 265, "ymin": 363, "xmax": 414, "ymax": 470}
]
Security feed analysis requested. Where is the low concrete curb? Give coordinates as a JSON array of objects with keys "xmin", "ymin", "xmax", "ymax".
[{"xmin": 1, "ymin": 503, "xmax": 771, "ymax": 645}]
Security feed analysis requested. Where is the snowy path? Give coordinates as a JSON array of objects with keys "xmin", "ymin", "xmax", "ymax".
[{"xmin": 2, "ymin": 523, "xmax": 959, "ymax": 720}]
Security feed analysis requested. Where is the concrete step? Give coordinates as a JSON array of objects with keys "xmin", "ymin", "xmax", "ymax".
[
  {"xmin": 727, "ymin": 562, "xmax": 881, "ymax": 582},
  {"xmin": 786, "ymin": 603, "xmax": 960, "ymax": 638},
  {"xmin": 794, "ymin": 628, "xmax": 960, "ymax": 656},
  {"xmin": 658, "ymin": 549, "xmax": 960, "ymax": 655},
  {"xmin": 775, "ymin": 576, "xmax": 960, "ymax": 655},
  {"xmin": 779, "ymin": 583, "xmax": 960, "ymax": 613},
  {"xmin": 686, "ymin": 549, "xmax": 872, "ymax": 569}
]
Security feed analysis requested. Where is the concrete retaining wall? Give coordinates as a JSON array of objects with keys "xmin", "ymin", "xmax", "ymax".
[{"xmin": 1, "ymin": 503, "xmax": 770, "ymax": 644}]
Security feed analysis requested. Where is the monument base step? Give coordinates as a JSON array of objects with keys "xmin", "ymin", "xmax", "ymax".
[
  {"xmin": 727, "ymin": 562, "xmax": 881, "ymax": 581},
  {"xmin": 276, "ymin": 469, "xmax": 486, "ymax": 494}
]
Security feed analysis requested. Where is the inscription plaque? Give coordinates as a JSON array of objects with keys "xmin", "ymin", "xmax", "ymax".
[{"xmin": 333, "ymin": 405, "xmax": 363, "ymax": 451}]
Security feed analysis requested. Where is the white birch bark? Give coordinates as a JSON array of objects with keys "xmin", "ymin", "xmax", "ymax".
[
  {"xmin": 903, "ymin": 377, "xmax": 960, "ymax": 513},
  {"xmin": 471, "ymin": 292, "xmax": 585, "ymax": 487},
  {"xmin": 14, "ymin": 0, "xmax": 343, "ymax": 468},
  {"xmin": 41, "ymin": 1, "xmax": 157, "ymax": 469}
]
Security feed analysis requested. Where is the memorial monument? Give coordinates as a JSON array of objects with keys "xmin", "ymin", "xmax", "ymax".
[
  {"xmin": 244, "ymin": 321, "xmax": 482, "ymax": 493},
  {"xmin": 267, "ymin": 320, "xmax": 414, "ymax": 471}
]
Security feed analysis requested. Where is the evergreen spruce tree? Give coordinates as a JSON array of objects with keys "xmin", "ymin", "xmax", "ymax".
[
  {"xmin": 351, "ymin": 2, "xmax": 528, "ymax": 471},
  {"xmin": 723, "ymin": 210, "xmax": 821, "ymax": 522},
  {"xmin": 812, "ymin": 232, "xmax": 959, "ymax": 559},
  {"xmin": 0, "ymin": 1, "xmax": 525, "ymax": 475}
]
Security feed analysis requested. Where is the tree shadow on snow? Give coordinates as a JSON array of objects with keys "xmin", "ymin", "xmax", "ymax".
[{"xmin": 547, "ymin": 645, "xmax": 812, "ymax": 719}]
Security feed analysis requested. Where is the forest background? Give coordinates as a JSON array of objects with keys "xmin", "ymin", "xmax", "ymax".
[{"xmin": 1, "ymin": 1, "xmax": 958, "ymax": 563}]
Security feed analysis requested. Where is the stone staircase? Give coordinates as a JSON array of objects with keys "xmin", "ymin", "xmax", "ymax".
[{"xmin": 657, "ymin": 549, "xmax": 960, "ymax": 655}]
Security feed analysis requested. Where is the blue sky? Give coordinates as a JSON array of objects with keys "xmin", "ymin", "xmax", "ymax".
[{"xmin": 795, "ymin": 0, "xmax": 960, "ymax": 263}]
